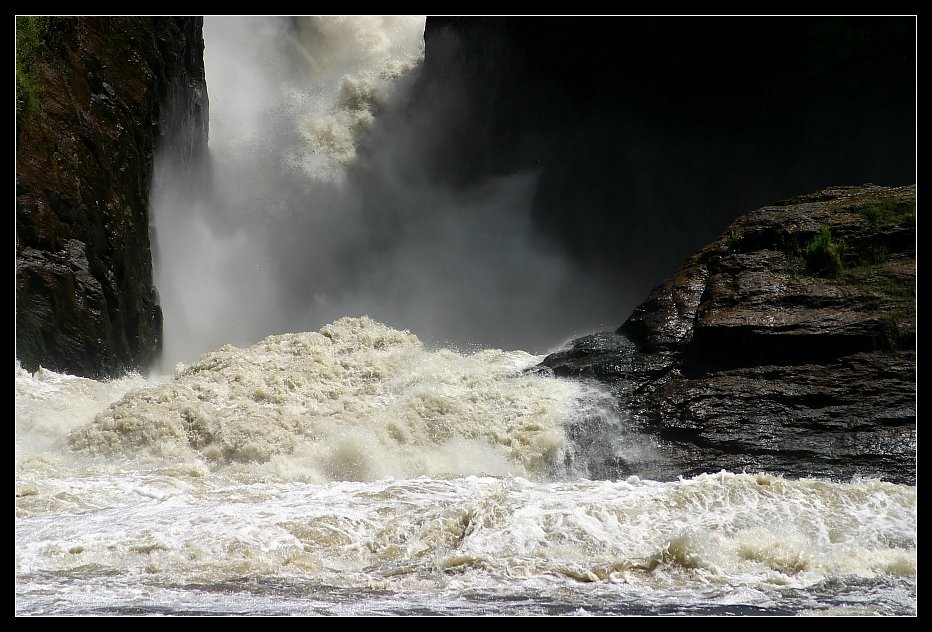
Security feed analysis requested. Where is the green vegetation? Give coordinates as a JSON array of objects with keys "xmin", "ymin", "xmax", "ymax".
[
  {"xmin": 849, "ymin": 243, "xmax": 889, "ymax": 269},
  {"xmin": 15, "ymin": 16, "xmax": 51, "ymax": 120},
  {"xmin": 728, "ymin": 228, "xmax": 743, "ymax": 248},
  {"xmin": 779, "ymin": 226, "xmax": 897, "ymax": 280},
  {"xmin": 804, "ymin": 228, "xmax": 843, "ymax": 278},
  {"xmin": 857, "ymin": 198, "xmax": 916, "ymax": 226},
  {"xmin": 771, "ymin": 194, "xmax": 916, "ymax": 353}
]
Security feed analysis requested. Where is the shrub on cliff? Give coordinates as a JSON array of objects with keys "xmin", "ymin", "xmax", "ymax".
[{"xmin": 805, "ymin": 228, "xmax": 842, "ymax": 278}]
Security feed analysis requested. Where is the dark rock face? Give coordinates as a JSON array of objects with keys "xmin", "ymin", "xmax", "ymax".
[
  {"xmin": 15, "ymin": 17, "xmax": 208, "ymax": 378},
  {"xmin": 543, "ymin": 185, "xmax": 916, "ymax": 484},
  {"xmin": 417, "ymin": 17, "xmax": 916, "ymax": 320}
]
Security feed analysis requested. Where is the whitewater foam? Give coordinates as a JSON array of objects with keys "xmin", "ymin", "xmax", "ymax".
[
  {"xmin": 15, "ymin": 472, "xmax": 916, "ymax": 614},
  {"xmin": 15, "ymin": 364, "xmax": 154, "ymax": 469},
  {"xmin": 15, "ymin": 332, "xmax": 917, "ymax": 614},
  {"xmin": 68, "ymin": 317, "xmax": 579, "ymax": 482}
]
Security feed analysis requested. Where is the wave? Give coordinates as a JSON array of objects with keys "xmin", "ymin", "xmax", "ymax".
[{"xmin": 65, "ymin": 317, "xmax": 581, "ymax": 482}]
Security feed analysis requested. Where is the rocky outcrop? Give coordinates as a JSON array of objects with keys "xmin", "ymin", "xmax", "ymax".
[
  {"xmin": 15, "ymin": 17, "xmax": 208, "ymax": 378},
  {"xmin": 543, "ymin": 185, "xmax": 916, "ymax": 484}
]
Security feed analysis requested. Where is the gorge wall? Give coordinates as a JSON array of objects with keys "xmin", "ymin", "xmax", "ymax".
[
  {"xmin": 15, "ymin": 16, "xmax": 207, "ymax": 378},
  {"xmin": 415, "ymin": 17, "xmax": 916, "ymax": 308}
]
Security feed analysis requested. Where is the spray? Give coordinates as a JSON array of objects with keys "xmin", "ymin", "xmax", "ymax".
[{"xmin": 149, "ymin": 16, "xmax": 621, "ymax": 370}]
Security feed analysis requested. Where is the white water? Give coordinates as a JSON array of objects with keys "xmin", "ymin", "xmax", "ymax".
[
  {"xmin": 206, "ymin": 16, "xmax": 425, "ymax": 182},
  {"xmin": 68, "ymin": 316, "xmax": 576, "ymax": 481},
  {"xmin": 14, "ymin": 318, "xmax": 918, "ymax": 616}
]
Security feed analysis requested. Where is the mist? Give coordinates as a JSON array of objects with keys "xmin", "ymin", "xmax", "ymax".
[
  {"xmin": 151, "ymin": 16, "xmax": 915, "ymax": 370},
  {"xmin": 151, "ymin": 16, "xmax": 624, "ymax": 368}
]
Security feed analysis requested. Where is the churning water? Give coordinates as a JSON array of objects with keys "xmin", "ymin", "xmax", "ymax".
[{"xmin": 15, "ymin": 318, "xmax": 917, "ymax": 616}]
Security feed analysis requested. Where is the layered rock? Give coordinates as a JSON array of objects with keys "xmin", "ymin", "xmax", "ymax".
[
  {"xmin": 15, "ymin": 17, "xmax": 208, "ymax": 378},
  {"xmin": 543, "ymin": 185, "xmax": 916, "ymax": 484}
]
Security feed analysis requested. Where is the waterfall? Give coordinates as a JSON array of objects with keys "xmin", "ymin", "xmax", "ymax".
[{"xmin": 149, "ymin": 16, "xmax": 615, "ymax": 370}]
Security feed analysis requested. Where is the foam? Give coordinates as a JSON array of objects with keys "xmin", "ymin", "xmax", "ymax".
[{"xmin": 68, "ymin": 317, "xmax": 579, "ymax": 481}]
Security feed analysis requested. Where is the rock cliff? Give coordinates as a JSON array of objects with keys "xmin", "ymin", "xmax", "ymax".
[
  {"xmin": 15, "ymin": 16, "xmax": 208, "ymax": 378},
  {"xmin": 544, "ymin": 184, "xmax": 916, "ymax": 483}
]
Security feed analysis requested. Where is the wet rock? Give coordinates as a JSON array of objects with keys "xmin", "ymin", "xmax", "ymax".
[
  {"xmin": 15, "ymin": 17, "xmax": 208, "ymax": 378},
  {"xmin": 544, "ymin": 184, "xmax": 916, "ymax": 483}
]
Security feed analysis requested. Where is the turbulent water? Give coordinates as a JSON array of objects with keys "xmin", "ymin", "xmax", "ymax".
[{"xmin": 15, "ymin": 318, "xmax": 917, "ymax": 616}]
